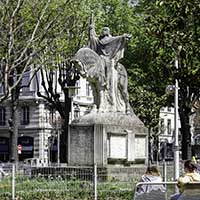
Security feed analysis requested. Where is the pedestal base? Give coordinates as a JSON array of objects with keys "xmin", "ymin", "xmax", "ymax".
[{"xmin": 68, "ymin": 112, "xmax": 148, "ymax": 166}]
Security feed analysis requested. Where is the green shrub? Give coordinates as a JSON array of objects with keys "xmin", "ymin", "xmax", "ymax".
[{"xmin": 0, "ymin": 176, "xmax": 134, "ymax": 200}]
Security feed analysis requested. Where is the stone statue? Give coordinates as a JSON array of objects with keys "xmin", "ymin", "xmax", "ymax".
[
  {"xmin": 69, "ymin": 14, "xmax": 147, "ymax": 167},
  {"xmin": 72, "ymin": 12, "xmax": 132, "ymax": 114}
]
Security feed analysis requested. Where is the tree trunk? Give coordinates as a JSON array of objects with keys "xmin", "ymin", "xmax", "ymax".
[
  {"xmin": 10, "ymin": 87, "xmax": 20, "ymax": 164},
  {"xmin": 179, "ymin": 105, "xmax": 192, "ymax": 160},
  {"xmin": 60, "ymin": 91, "xmax": 71, "ymax": 163}
]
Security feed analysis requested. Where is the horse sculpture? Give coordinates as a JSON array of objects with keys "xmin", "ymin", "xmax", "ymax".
[{"xmin": 71, "ymin": 47, "xmax": 132, "ymax": 114}]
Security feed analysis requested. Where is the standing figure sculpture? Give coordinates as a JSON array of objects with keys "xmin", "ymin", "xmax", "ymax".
[{"xmin": 72, "ymin": 12, "xmax": 132, "ymax": 114}]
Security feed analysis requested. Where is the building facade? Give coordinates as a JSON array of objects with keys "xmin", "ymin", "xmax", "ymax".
[
  {"xmin": 155, "ymin": 106, "xmax": 181, "ymax": 161},
  {"xmin": 0, "ymin": 70, "xmax": 93, "ymax": 164},
  {"xmin": 159, "ymin": 105, "xmax": 200, "ymax": 160},
  {"xmin": 159, "ymin": 106, "xmax": 181, "ymax": 144},
  {"xmin": 159, "ymin": 105, "xmax": 200, "ymax": 145}
]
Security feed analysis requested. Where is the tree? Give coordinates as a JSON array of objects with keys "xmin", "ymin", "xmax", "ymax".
[
  {"xmin": 124, "ymin": 15, "xmax": 168, "ymax": 131},
  {"xmin": 0, "ymin": 0, "xmax": 71, "ymax": 162},
  {"xmin": 135, "ymin": 0, "xmax": 200, "ymax": 159}
]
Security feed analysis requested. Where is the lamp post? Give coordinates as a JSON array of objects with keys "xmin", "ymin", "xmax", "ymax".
[
  {"xmin": 174, "ymin": 55, "xmax": 179, "ymax": 181},
  {"xmin": 166, "ymin": 56, "xmax": 180, "ymax": 183}
]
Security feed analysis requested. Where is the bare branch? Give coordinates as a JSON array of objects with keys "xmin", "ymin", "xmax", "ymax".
[
  {"xmin": 13, "ymin": 21, "xmax": 24, "ymax": 34},
  {"xmin": 35, "ymin": 67, "xmax": 65, "ymax": 118},
  {"xmin": 8, "ymin": 0, "xmax": 24, "ymax": 59},
  {"xmin": 0, "ymin": 92, "xmax": 10, "ymax": 103},
  {"xmin": 13, "ymin": 0, "xmax": 51, "ymax": 68},
  {"xmin": 40, "ymin": 66, "xmax": 51, "ymax": 99}
]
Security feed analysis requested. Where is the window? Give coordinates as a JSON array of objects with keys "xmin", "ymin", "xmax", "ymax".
[
  {"xmin": 21, "ymin": 106, "xmax": 30, "ymax": 125},
  {"xmin": 49, "ymin": 107, "xmax": 56, "ymax": 125},
  {"xmin": 167, "ymin": 107, "xmax": 171, "ymax": 112},
  {"xmin": 0, "ymin": 107, "xmax": 6, "ymax": 126},
  {"xmin": 86, "ymin": 82, "xmax": 91, "ymax": 96},
  {"xmin": 21, "ymin": 71, "xmax": 30, "ymax": 92},
  {"xmin": 167, "ymin": 119, "xmax": 171, "ymax": 135},
  {"xmin": 160, "ymin": 118, "xmax": 164, "ymax": 134}
]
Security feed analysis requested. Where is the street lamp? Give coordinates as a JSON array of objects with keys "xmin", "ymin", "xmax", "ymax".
[
  {"xmin": 64, "ymin": 86, "xmax": 80, "ymax": 121},
  {"xmin": 174, "ymin": 55, "xmax": 180, "ymax": 181},
  {"xmin": 166, "ymin": 55, "xmax": 180, "ymax": 182}
]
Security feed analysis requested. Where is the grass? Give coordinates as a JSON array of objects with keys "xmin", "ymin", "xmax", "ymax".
[{"xmin": 0, "ymin": 175, "xmax": 135, "ymax": 200}]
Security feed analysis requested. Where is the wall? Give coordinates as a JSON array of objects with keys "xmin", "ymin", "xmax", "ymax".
[
  {"xmin": 69, "ymin": 125, "xmax": 94, "ymax": 165},
  {"xmin": 107, "ymin": 164, "xmax": 181, "ymax": 181}
]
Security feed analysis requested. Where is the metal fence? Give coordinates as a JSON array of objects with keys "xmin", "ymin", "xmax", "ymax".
[
  {"xmin": 0, "ymin": 163, "xmax": 179, "ymax": 200},
  {"xmin": 0, "ymin": 163, "xmax": 135, "ymax": 200}
]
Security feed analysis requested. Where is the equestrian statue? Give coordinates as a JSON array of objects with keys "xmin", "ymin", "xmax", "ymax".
[{"xmin": 71, "ymin": 12, "xmax": 132, "ymax": 114}]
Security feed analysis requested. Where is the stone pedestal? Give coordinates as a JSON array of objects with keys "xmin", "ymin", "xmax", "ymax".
[{"xmin": 68, "ymin": 112, "xmax": 147, "ymax": 166}]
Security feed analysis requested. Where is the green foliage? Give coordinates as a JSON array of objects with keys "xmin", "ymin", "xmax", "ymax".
[
  {"xmin": 138, "ymin": 0, "xmax": 200, "ymax": 102},
  {"xmin": 0, "ymin": 176, "xmax": 134, "ymax": 200},
  {"xmin": 120, "ymin": 9, "xmax": 167, "ymax": 130},
  {"xmin": 125, "ymin": 0, "xmax": 200, "ymax": 129},
  {"xmin": 134, "ymin": 0, "xmax": 200, "ymax": 158}
]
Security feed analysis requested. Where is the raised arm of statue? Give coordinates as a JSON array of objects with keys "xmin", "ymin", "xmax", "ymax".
[
  {"xmin": 88, "ymin": 11, "xmax": 98, "ymax": 51},
  {"xmin": 89, "ymin": 11, "xmax": 96, "ymax": 39},
  {"xmin": 89, "ymin": 11, "xmax": 94, "ymax": 27}
]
